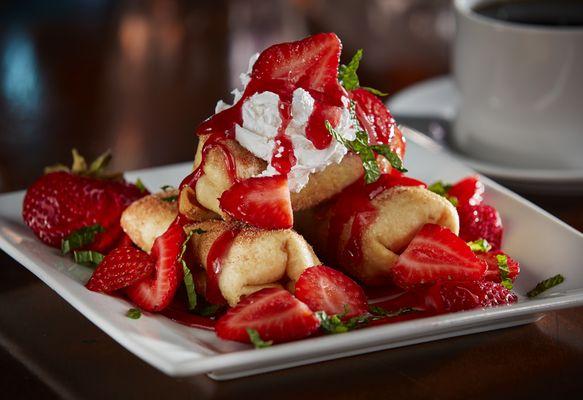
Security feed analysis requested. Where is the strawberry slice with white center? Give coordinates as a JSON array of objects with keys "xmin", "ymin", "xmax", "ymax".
[
  {"xmin": 219, "ymin": 175, "xmax": 293, "ymax": 229},
  {"xmin": 251, "ymin": 32, "xmax": 343, "ymax": 97},
  {"xmin": 391, "ymin": 224, "xmax": 487, "ymax": 289},
  {"xmin": 86, "ymin": 244, "xmax": 155, "ymax": 293},
  {"xmin": 294, "ymin": 265, "xmax": 368, "ymax": 318},
  {"xmin": 126, "ymin": 221, "xmax": 185, "ymax": 312},
  {"xmin": 215, "ymin": 288, "xmax": 320, "ymax": 344}
]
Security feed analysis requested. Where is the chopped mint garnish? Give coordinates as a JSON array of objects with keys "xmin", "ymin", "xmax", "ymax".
[
  {"xmin": 179, "ymin": 230, "xmax": 197, "ymax": 310},
  {"xmin": 246, "ymin": 328, "xmax": 273, "ymax": 348},
  {"xmin": 467, "ymin": 239, "xmax": 492, "ymax": 253},
  {"xmin": 161, "ymin": 195, "xmax": 178, "ymax": 202},
  {"xmin": 135, "ymin": 178, "xmax": 147, "ymax": 193},
  {"xmin": 73, "ymin": 250, "xmax": 104, "ymax": 267},
  {"xmin": 361, "ymin": 86, "xmax": 388, "ymax": 97},
  {"xmin": 197, "ymin": 304, "xmax": 223, "ymax": 317},
  {"xmin": 61, "ymin": 224, "xmax": 105, "ymax": 255},
  {"xmin": 338, "ymin": 49, "xmax": 387, "ymax": 96},
  {"xmin": 326, "ymin": 119, "xmax": 406, "ymax": 184},
  {"xmin": 428, "ymin": 180, "xmax": 458, "ymax": 206},
  {"xmin": 126, "ymin": 308, "xmax": 141, "ymax": 319},
  {"xmin": 527, "ymin": 274, "xmax": 565, "ymax": 298},
  {"xmin": 496, "ymin": 254, "xmax": 514, "ymax": 290},
  {"xmin": 369, "ymin": 306, "xmax": 421, "ymax": 318},
  {"xmin": 316, "ymin": 305, "xmax": 371, "ymax": 334}
]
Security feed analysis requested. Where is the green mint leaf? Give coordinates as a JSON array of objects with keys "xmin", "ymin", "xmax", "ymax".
[
  {"xmin": 467, "ymin": 239, "xmax": 492, "ymax": 253},
  {"xmin": 370, "ymin": 144, "xmax": 407, "ymax": 173},
  {"xmin": 325, "ymin": 120, "xmax": 350, "ymax": 148},
  {"xmin": 338, "ymin": 49, "xmax": 362, "ymax": 91},
  {"xmin": 135, "ymin": 178, "xmax": 147, "ymax": 193},
  {"xmin": 73, "ymin": 250, "xmax": 104, "ymax": 267},
  {"xmin": 427, "ymin": 181, "xmax": 452, "ymax": 196},
  {"xmin": 61, "ymin": 224, "xmax": 105, "ymax": 255},
  {"xmin": 126, "ymin": 308, "xmax": 141, "ymax": 319},
  {"xmin": 316, "ymin": 308, "xmax": 371, "ymax": 334},
  {"xmin": 179, "ymin": 230, "xmax": 197, "ymax": 310},
  {"xmin": 360, "ymin": 151, "xmax": 381, "ymax": 184},
  {"xmin": 496, "ymin": 254, "xmax": 514, "ymax": 290},
  {"xmin": 527, "ymin": 274, "xmax": 565, "ymax": 298},
  {"xmin": 369, "ymin": 306, "xmax": 421, "ymax": 318},
  {"xmin": 161, "ymin": 195, "xmax": 178, "ymax": 202},
  {"xmin": 197, "ymin": 304, "xmax": 223, "ymax": 317},
  {"xmin": 246, "ymin": 328, "xmax": 273, "ymax": 348},
  {"xmin": 362, "ymin": 86, "xmax": 389, "ymax": 97},
  {"xmin": 427, "ymin": 181, "xmax": 458, "ymax": 206},
  {"xmin": 160, "ymin": 185, "xmax": 174, "ymax": 191}
]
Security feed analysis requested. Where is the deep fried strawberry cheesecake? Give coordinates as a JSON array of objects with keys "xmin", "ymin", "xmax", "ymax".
[{"xmin": 22, "ymin": 33, "xmax": 538, "ymax": 348}]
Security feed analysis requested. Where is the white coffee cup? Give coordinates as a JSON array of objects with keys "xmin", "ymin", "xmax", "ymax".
[{"xmin": 453, "ymin": 0, "xmax": 583, "ymax": 170}]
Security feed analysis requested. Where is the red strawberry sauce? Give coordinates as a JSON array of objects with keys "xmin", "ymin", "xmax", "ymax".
[
  {"xmin": 326, "ymin": 172, "xmax": 426, "ymax": 270},
  {"xmin": 205, "ymin": 228, "xmax": 241, "ymax": 305}
]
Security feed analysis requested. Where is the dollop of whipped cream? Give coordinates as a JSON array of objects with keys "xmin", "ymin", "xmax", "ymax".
[{"xmin": 216, "ymin": 54, "xmax": 357, "ymax": 193}]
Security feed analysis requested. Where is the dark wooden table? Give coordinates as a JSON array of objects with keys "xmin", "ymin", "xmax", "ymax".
[{"xmin": 1, "ymin": 1, "xmax": 582, "ymax": 399}]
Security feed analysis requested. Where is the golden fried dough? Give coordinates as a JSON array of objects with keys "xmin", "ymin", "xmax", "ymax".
[
  {"xmin": 120, "ymin": 190, "xmax": 180, "ymax": 252},
  {"xmin": 295, "ymin": 186, "xmax": 459, "ymax": 285},
  {"xmin": 187, "ymin": 220, "xmax": 320, "ymax": 306},
  {"xmin": 189, "ymin": 134, "xmax": 368, "ymax": 218}
]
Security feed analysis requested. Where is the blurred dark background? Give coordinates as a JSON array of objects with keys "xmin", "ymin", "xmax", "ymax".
[{"xmin": 0, "ymin": 0, "xmax": 453, "ymax": 192}]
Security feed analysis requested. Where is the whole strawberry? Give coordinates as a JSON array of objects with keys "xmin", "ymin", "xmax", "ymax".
[
  {"xmin": 22, "ymin": 149, "xmax": 146, "ymax": 253},
  {"xmin": 458, "ymin": 203, "xmax": 503, "ymax": 250}
]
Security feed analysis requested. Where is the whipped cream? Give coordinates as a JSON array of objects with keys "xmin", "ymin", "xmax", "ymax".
[{"xmin": 216, "ymin": 55, "xmax": 357, "ymax": 192}]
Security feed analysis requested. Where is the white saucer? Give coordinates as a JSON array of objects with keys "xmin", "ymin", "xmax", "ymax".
[{"xmin": 388, "ymin": 76, "xmax": 583, "ymax": 195}]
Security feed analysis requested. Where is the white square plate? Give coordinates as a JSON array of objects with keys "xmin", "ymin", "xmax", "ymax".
[{"xmin": 1, "ymin": 128, "xmax": 582, "ymax": 380}]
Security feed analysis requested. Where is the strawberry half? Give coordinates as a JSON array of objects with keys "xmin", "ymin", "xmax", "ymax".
[
  {"xmin": 458, "ymin": 203, "xmax": 503, "ymax": 250},
  {"xmin": 350, "ymin": 88, "xmax": 406, "ymax": 159},
  {"xmin": 251, "ymin": 32, "xmax": 343, "ymax": 97},
  {"xmin": 448, "ymin": 176, "xmax": 484, "ymax": 209},
  {"xmin": 126, "ymin": 221, "xmax": 185, "ymax": 312},
  {"xmin": 219, "ymin": 175, "xmax": 293, "ymax": 229},
  {"xmin": 424, "ymin": 280, "xmax": 518, "ymax": 313},
  {"xmin": 294, "ymin": 265, "xmax": 368, "ymax": 318},
  {"xmin": 86, "ymin": 244, "xmax": 155, "ymax": 293},
  {"xmin": 215, "ymin": 288, "xmax": 319, "ymax": 344},
  {"xmin": 22, "ymin": 150, "xmax": 146, "ymax": 253},
  {"xmin": 478, "ymin": 251, "xmax": 520, "ymax": 283},
  {"xmin": 391, "ymin": 224, "xmax": 487, "ymax": 288}
]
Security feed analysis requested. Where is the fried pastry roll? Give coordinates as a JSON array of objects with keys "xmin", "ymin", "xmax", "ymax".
[
  {"xmin": 295, "ymin": 185, "xmax": 459, "ymax": 285},
  {"xmin": 186, "ymin": 220, "xmax": 320, "ymax": 306}
]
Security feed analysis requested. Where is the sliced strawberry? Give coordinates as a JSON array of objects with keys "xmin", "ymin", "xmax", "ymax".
[
  {"xmin": 86, "ymin": 245, "xmax": 154, "ymax": 293},
  {"xmin": 219, "ymin": 175, "xmax": 293, "ymax": 229},
  {"xmin": 350, "ymin": 88, "xmax": 406, "ymax": 159},
  {"xmin": 424, "ymin": 280, "xmax": 518, "ymax": 313},
  {"xmin": 448, "ymin": 176, "xmax": 484, "ymax": 209},
  {"xmin": 478, "ymin": 251, "xmax": 520, "ymax": 283},
  {"xmin": 126, "ymin": 221, "xmax": 185, "ymax": 312},
  {"xmin": 251, "ymin": 33, "xmax": 342, "ymax": 97},
  {"xmin": 295, "ymin": 265, "xmax": 368, "ymax": 318},
  {"xmin": 459, "ymin": 203, "xmax": 503, "ymax": 250},
  {"xmin": 215, "ymin": 288, "xmax": 319, "ymax": 344},
  {"xmin": 391, "ymin": 224, "xmax": 487, "ymax": 288}
]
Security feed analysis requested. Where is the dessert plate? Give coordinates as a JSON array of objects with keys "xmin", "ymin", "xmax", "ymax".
[
  {"xmin": 1, "ymin": 131, "xmax": 582, "ymax": 380},
  {"xmin": 388, "ymin": 76, "xmax": 583, "ymax": 194}
]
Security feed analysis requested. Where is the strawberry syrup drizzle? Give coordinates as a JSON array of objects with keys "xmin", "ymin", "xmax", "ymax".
[
  {"xmin": 160, "ymin": 298, "xmax": 217, "ymax": 330},
  {"xmin": 327, "ymin": 173, "xmax": 427, "ymax": 269},
  {"xmin": 271, "ymin": 97, "xmax": 296, "ymax": 174},
  {"xmin": 205, "ymin": 228, "xmax": 241, "ymax": 305}
]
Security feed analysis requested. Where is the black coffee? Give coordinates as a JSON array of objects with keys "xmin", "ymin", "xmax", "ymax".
[{"xmin": 474, "ymin": 0, "xmax": 583, "ymax": 27}]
